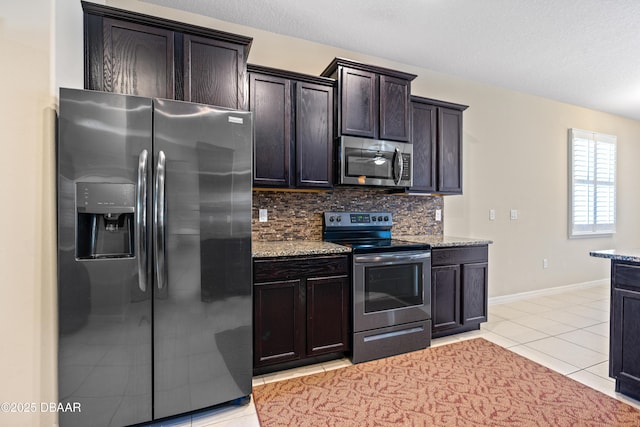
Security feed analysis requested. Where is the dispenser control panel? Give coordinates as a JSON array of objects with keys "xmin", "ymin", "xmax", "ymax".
[{"xmin": 76, "ymin": 182, "xmax": 135, "ymax": 214}]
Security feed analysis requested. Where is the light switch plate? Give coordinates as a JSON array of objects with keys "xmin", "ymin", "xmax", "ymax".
[
  {"xmin": 435, "ymin": 209, "xmax": 442, "ymax": 222},
  {"xmin": 259, "ymin": 209, "xmax": 268, "ymax": 222},
  {"xmin": 510, "ymin": 209, "xmax": 518, "ymax": 220},
  {"xmin": 489, "ymin": 209, "xmax": 496, "ymax": 221}
]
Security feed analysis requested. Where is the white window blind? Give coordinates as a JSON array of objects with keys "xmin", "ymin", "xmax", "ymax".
[{"xmin": 569, "ymin": 128, "xmax": 616, "ymax": 238}]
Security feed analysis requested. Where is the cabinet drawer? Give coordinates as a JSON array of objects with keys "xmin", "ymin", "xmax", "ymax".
[
  {"xmin": 254, "ymin": 255, "xmax": 349, "ymax": 282},
  {"xmin": 432, "ymin": 246, "xmax": 488, "ymax": 267},
  {"xmin": 614, "ymin": 263, "xmax": 640, "ymax": 291}
]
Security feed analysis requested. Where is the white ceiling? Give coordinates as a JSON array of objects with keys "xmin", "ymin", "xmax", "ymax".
[{"xmin": 142, "ymin": 0, "xmax": 640, "ymax": 121}]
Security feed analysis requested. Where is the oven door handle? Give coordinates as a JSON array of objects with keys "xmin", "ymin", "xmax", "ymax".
[{"xmin": 353, "ymin": 251, "xmax": 431, "ymax": 264}]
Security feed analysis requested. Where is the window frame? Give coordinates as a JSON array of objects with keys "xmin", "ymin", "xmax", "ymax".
[{"xmin": 568, "ymin": 128, "xmax": 617, "ymax": 239}]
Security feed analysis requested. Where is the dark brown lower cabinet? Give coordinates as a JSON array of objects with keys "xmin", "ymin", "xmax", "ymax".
[
  {"xmin": 432, "ymin": 265, "xmax": 461, "ymax": 332},
  {"xmin": 253, "ymin": 255, "xmax": 350, "ymax": 373},
  {"xmin": 431, "ymin": 245, "xmax": 488, "ymax": 338},
  {"xmin": 611, "ymin": 261, "xmax": 640, "ymax": 399},
  {"xmin": 254, "ymin": 279, "xmax": 304, "ymax": 366}
]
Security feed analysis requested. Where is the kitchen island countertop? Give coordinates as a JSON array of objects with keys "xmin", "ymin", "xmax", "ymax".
[{"xmin": 589, "ymin": 249, "xmax": 640, "ymax": 263}]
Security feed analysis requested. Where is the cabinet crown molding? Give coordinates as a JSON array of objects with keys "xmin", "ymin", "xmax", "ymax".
[
  {"xmin": 247, "ymin": 64, "xmax": 335, "ymax": 86},
  {"xmin": 321, "ymin": 57, "xmax": 417, "ymax": 81},
  {"xmin": 81, "ymin": 1, "xmax": 253, "ymax": 54},
  {"xmin": 410, "ymin": 95, "xmax": 469, "ymax": 111}
]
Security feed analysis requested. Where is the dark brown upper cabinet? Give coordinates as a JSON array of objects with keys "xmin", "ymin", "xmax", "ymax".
[
  {"xmin": 409, "ymin": 96, "xmax": 468, "ymax": 194},
  {"xmin": 182, "ymin": 34, "xmax": 247, "ymax": 108},
  {"xmin": 82, "ymin": 1, "xmax": 252, "ymax": 110},
  {"xmin": 321, "ymin": 58, "xmax": 416, "ymax": 142},
  {"xmin": 248, "ymin": 64, "xmax": 334, "ymax": 189}
]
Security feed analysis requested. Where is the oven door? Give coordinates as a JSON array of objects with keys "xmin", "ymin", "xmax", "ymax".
[{"xmin": 353, "ymin": 250, "xmax": 431, "ymax": 333}]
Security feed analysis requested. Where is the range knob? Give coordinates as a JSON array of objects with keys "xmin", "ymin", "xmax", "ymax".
[
  {"xmin": 329, "ymin": 216, "xmax": 335, "ymax": 222},
  {"xmin": 372, "ymin": 216, "xmax": 377, "ymax": 221},
  {"xmin": 336, "ymin": 216, "xmax": 342, "ymax": 222},
  {"xmin": 378, "ymin": 216, "xmax": 383, "ymax": 221},
  {"xmin": 384, "ymin": 216, "xmax": 389, "ymax": 221}
]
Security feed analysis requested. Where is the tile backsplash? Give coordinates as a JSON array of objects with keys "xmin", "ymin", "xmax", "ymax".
[{"xmin": 252, "ymin": 188, "xmax": 443, "ymax": 241}]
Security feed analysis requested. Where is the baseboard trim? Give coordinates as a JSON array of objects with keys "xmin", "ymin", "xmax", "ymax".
[{"xmin": 488, "ymin": 278, "xmax": 610, "ymax": 306}]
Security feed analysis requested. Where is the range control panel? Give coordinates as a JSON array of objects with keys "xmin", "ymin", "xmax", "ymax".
[{"xmin": 323, "ymin": 212, "xmax": 393, "ymax": 228}]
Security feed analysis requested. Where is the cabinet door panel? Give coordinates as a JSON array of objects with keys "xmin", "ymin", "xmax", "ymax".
[
  {"xmin": 409, "ymin": 101, "xmax": 436, "ymax": 192},
  {"xmin": 612, "ymin": 289, "xmax": 640, "ymax": 379},
  {"xmin": 340, "ymin": 68, "xmax": 377, "ymax": 138},
  {"xmin": 438, "ymin": 107, "xmax": 463, "ymax": 194},
  {"xmin": 250, "ymin": 73, "xmax": 292, "ymax": 187},
  {"xmin": 253, "ymin": 280, "xmax": 304, "ymax": 367},
  {"xmin": 379, "ymin": 75, "xmax": 410, "ymax": 142},
  {"xmin": 102, "ymin": 18, "xmax": 175, "ymax": 98},
  {"xmin": 306, "ymin": 275, "xmax": 349, "ymax": 356},
  {"xmin": 462, "ymin": 262, "xmax": 488, "ymax": 324},
  {"xmin": 183, "ymin": 35, "xmax": 245, "ymax": 109},
  {"xmin": 296, "ymin": 82, "xmax": 334, "ymax": 188},
  {"xmin": 431, "ymin": 265, "xmax": 461, "ymax": 333}
]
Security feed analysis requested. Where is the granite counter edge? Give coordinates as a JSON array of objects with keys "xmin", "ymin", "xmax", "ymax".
[
  {"xmin": 590, "ymin": 250, "xmax": 640, "ymax": 264},
  {"xmin": 252, "ymin": 242, "xmax": 351, "ymax": 258}
]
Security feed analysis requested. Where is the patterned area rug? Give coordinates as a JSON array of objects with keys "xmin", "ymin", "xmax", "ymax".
[{"xmin": 253, "ymin": 338, "xmax": 640, "ymax": 426}]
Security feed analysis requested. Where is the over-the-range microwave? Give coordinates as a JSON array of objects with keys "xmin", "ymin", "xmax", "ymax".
[{"xmin": 338, "ymin": 135, "xmax": 413, "ymax": 188}]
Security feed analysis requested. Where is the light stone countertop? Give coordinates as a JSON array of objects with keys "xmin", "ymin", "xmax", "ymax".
[
  {"xmin": 398, "ymin": 235, "xmax": 493, "ymax": 248},
  {"xmin": 590, "ymin": 249, "xmax": 640, "ymax": 264},
  {"xmin": 252, "ymin": 236, "xmax": 492, "ymax": 258},
  {"xmin": 252, "ymin": 240, "xmax": 351, "ymax": 258}
]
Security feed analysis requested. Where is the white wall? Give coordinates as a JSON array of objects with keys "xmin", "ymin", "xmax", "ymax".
[
  {"xmin": 0, "ymin": 1, "xmax": 57, "ymax": 426},
  {"xmin": 4, "ymin": 0, "xmax": 640, "ymax": 425}
]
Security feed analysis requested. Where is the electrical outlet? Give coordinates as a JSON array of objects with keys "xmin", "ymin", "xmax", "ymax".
[
  {"xmin": 489, "ymin": 209, "xmax": 496, "ymax": 221},
  {"xmin": 543, "ymin": 258, "xmax": 549, "ymax": 269},
  {"xmin": 510, "ymin": 209, "xmax": 518, "ymax": 220},
  {"xmin": 259, "ymin": 209, "xmax": 268, "ymax": 222},
  {"xmin": 435, "ymin": 209, "xmax": 442, "ymax": 222}
]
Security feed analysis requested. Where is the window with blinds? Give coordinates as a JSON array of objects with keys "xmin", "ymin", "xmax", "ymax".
[{"xmin": 569, "ymin": 128, "xmax": 617, "ymax": 238}]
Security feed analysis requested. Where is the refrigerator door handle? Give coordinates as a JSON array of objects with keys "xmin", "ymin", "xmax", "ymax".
[
  {"xmin": 154, "ymin": 151, "xmax": 167, "ymax": 289},
  {"xmin": 136, "ymin": 150, "xmax": 148, "ymax": 292}
]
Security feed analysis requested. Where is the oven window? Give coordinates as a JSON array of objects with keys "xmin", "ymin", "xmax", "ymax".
[{"xmin": 364, "ymin": 263, "xmax": 423, "ymax": 312}]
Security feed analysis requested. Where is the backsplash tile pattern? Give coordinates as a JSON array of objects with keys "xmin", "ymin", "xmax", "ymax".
[{"xmin": 252, "ymin": 188, "xmax": 443, "ymax": 241}]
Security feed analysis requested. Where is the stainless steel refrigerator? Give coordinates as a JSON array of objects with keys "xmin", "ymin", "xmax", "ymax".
[{"xmin": 57, "ymin": 88, "xmax": 253, "ymax": 426}]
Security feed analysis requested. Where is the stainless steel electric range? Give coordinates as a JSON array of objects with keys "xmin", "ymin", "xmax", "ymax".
[{"xmin": 323, "ymin": 212, "xmax": 432, "ymax": 363}]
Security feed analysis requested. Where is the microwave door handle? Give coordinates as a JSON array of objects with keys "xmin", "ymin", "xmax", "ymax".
[
  {"xmin": 154, "ymin": 151, "xmax": 167, "ymax": 290},
  {"xmin": 393, "ymin": 147, "xmax": 403, "ymax": 185},
  {"xmin": 136, "ymin": 150, "xmax": 148, "ymax": 292}
]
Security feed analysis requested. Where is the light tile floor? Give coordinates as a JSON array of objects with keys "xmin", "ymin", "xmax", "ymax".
[{"xmin": 150, "ymin": 283, "xmax": 640, "ymax": 426}]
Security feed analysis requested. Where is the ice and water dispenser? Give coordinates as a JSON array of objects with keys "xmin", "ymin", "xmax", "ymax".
[{"xmin": 76, "ymin": 182, "xmax": 136, "ymax": 259}]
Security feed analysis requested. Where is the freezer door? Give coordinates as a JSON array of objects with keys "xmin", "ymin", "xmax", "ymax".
[
  {"xmin": 152, "ymin": 99, "xmax": 253, "ymax": 418},
  {"xmin": 57, "ymin": 88, "xmax": 153, "ymax": 427}
]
